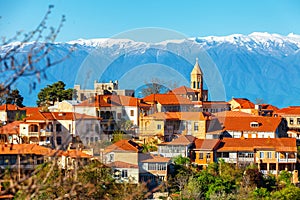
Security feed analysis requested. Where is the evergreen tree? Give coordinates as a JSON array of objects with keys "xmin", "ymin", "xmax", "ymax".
[{"xmin": 36, "ymin": 81, "xmax": 73, "ymax": 106}]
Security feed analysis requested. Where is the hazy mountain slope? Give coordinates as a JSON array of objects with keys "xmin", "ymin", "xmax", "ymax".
[{"xmin": 1, "ymin": 32, "xmax": 300, "ymax": 108}]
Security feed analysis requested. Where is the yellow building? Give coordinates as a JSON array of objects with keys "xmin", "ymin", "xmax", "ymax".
[
  {"xmin": 139, "ymin": 112, "xmax": 212, "ymax": 141},
  {"xmin": 191, "ymin": 139, "xmax": 220, "ymax": 168}
]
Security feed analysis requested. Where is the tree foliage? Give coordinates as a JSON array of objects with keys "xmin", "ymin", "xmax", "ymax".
[
  {"xmin": 36, "ymin": 80, "xmax": 73, "ymax": 106},
  {"xmin": 0, "ymin": 88, "xmax": 24, "ymax": 107}
]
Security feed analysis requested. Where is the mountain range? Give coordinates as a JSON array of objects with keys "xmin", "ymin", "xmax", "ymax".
[{"xmin": 1, "ymin": 32, "xmax": 300, "ymax": 108}]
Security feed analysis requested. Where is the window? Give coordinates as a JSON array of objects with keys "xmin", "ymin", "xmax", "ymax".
[
  {"xmin": 130, "ymin": 110, "xmax": 134, "ymax": 116},
  {"xmin": 267, "ymin": 152, "xmax": 272, "ymax": 159},
  {"xmin": 86, "ymin": 137, "xmax": 89, "ymax": 144},
  {"xmin": 158, "ymin": 163, "xmax": 166, "ymax": 171},
  {"xmin": 194, "ymin": 122, "xmax": 199, "ymax": 131},
  {"xmin": 95, "ymin": 137, "xmax": 99, "ymax": 142},
  {"xmin": 56, "ymin": 124, "xmax": 62, "ymax": 132},
  {"xmin": 290, "ymin": 118, "xmax": 294, "ymax": 125},
  {"xmin": 90, "ymin": 137, "xmax": 94, "ymax": 143},
  {"xmin": 148, "ymin": 163, "xmax": 156, "ymax": 170},
  {"xmin": 250, "ymin": 122, "xmax": 259, "ymax": 128},
  {"xmin": 260, "ymin": 152, "xmax": 264, "ymax": 158},
  {"xmin": 69, "ymin": 124, "xmax": 72, "ymax": 132},
  {"xmin": 95, "ymin": 124, "xmax": 99, "ymax": 132},
  {"xmin": 56, "ymin": 136, "xmax": 62, "ymax": 145},
  {"xmin": 122, "ymin": 170, "xmax": 128, "ymax": 178},
  {"xmin": 206, "ymin": 153, "xmax": 211, "ymax": 159},
  {"xmin": 122, "ymin": 109, "xmax": 126, "ymax": 116},
  {"xmin": 108, "ymin": 154, "xmax": 114, "ymax": 162},
  {"xmin": 199, "ymin": 153, "xmax": 203, "ymax": 160},
  {"xmin": 297, "ymin": 118, "xmax": 300, "ymax": 125},
  {"xmin": 117, "ymin": 113, "xmax": 121, "ymax": 119},
  {"xmin": 157, "ymin": 124, "xmax": 162, "ymax": 130},
  {"xmin": 238, "ymin": 152, "xmax": 254, "ymax": 158}
]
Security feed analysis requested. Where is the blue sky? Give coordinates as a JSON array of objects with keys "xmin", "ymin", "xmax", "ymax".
[{"xmin": 0, "ymin": 0, "xmax": 300, "ymax": 42}]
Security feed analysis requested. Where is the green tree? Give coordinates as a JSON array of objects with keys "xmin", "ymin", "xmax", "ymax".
[
  {"xmin": 36, "ymin": 80, "xmax": 73, "ymax": 106},
  {"xmin": 271, "ymin": 185, "xmax": 300, "ymax": 200},
  {"xmin": 5, "ymin": 89, "xmax": 24, "ymax": 107}
]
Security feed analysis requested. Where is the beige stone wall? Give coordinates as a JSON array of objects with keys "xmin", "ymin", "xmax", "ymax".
[
  {"xmin": 139, "ymin": 117, "xmax": 164, "ymax": 137},
  {"xmin": 115, "ymin": 152, "xmax": 138, "ymax": 165},
  {"xmin": 190, "ymin": 120, "xmax": 206, "ymax": 139}
]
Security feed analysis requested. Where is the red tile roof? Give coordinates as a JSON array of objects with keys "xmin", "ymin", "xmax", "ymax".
[
  {"xmin": 261, "ymin": 104, "xmax": 279, "ymax": 111},
  {"xmin": 0, "ymin": 144, "xmax": 55, "ymax": 155},
  {"xmin": 146, "ymin": 112, "xmax": 207, "ymax": 121},
  {"xmin": 0, "ymin": 104, "xmax": 19, "ymax": 111},
  {"xmin": 0, "ymin": 121, "xmax": 21, "ymax": 135},
  {"xmin": 143, "ymin": 93, "xmax": 194, "ymax": 105},
  {"xmin": 107, "ymin": 161, "xmax": 139, "ymax": 168},
  {"xmin": 218, "ymin": 138, "xmax": 296, "ymax": 152},
  {"xmin": 222, "ymin": 116, "xmax": 281, "ymax": 132},
  {"xmin": 194, "ymin": 139, "xmax": 220, "ymax": 150},
  {"xmin": 230, "ymin": 98, "xmax": 255, "ymax": 109},
  {"xmin": 213, "ymin": 111, "xmax": 282, "ymax": 132},
  {"xmin": 275, "ymin": 106, "xmax": 300, "ymax": 116},
  {"xmin": 25, "ymin": 111, "xmax": 100, "ymax": 122},
  {"xmin": 159, "ymin": 135, "xmax": 196, "ymax": 146},
  {"xmin": 65, "ymin": 150, "xmax": 92, "ymax": 158},
  {"xmin": 76, "ymin": 95, "xmax": 143, "ymax": 108},
  {"xmin": 139, "ymin": 153, "xmax": 170, "ymax": 163},
  {"xmin": 104, "ymin": 140, "xmax": 141, "ymax": 153},
  {"xmin": 169, "ymin": 86, "xmax": 197, "ymax": 95}
]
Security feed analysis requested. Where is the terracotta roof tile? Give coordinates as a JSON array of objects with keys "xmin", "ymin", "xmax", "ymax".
[
  {"xmin": 65, "ymin": 150, "xmax": 92, "ymax": 158},
  {"xmin": 159, "ymin": 135, "xmax": 196, "ymax": 145},
  {"xmin": 143, "ymin": 93, "xmax": 194, "ymax": 105},
  {"xmin": 104, "ymin": 140, "xmax": 141, "ymax": 153},
  {"xmin": 107, "ymin": 161, "xmax": 138, "ymax": 168},
  {"xmin": 169, "ymin": 86, "xmax": 198, "ymax": 95},
  {"xmin": 221, "ymin": 116, "xmax": 282, "ymax": 132},
  {"xmin": 218, "ymin": 138, "xmax": 296, "ymax": 152},
  {"xmin": 275, "ymin": 106, "xmax": 300, "ymax": 116},
  {"xmin": 139, "ymin": 153, "xmax": 170, "ymax": 163},
  {"xmin": 76, "ymin": 95, "xmax": 142, "ymax": 108},
  {"xmin": 194, "ymin": 139, "xmax": 220, "ymax": 150},
  {"xmin": 231, "ymin": 98, "xmax": 255, "ymax": 109},
  {"xmin": 0, "ymin": 104, "xmax": 19, "ymax": 111},
  {"xmin": 146, "ymin": 112, "xmax": 207, "ymax": 121},
  {"xmin": 0, "ymin": 121, "xmax": 21, "ymax": 135},
  {"xmin": 0, "ymin": 144, "xmax": 54, "ymax": 155}
]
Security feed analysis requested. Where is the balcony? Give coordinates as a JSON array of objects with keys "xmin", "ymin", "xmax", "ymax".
[
  {"xmin": 278, "ymin": 158, "xmax": 297, "ymax": 163},
  {"xmin": 40, "ymin": 130, "xmax": 53, "ymax": 137},
  {"xmin": 28, "ymin": 132, "xmax": 39, "ymax": 137}
]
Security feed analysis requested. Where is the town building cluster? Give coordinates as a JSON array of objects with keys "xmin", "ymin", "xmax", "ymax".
[{"xmin": 0, "ymin": 58, "xmax": 300, "ymax": 187}]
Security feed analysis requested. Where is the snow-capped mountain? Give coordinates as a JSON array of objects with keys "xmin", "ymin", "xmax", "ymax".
[{"xmin": 1, "ymin": 32, "xmax": 300, "ymax": 108}]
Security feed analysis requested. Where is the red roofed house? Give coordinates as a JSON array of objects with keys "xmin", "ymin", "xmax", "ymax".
[
  {"xmin": 104, "ymin": 139, "xmax": 170, "ymax": 185},
  {"xmin": 0, "ymin": 104, "xmax": 25, "ymax": 124},
  {"xmin": 213, "ymin": 111, "xmax": 287, "ymax": 139},
  {"xmin": 274, "ymin": 106, "xmax": 300, "ymax": 139},
  {"xmin": 19, "ymin": 110, "xmax": 101, "ymax": 148},
  {"xmin": 103, "ymin": 139, "xmax": 142, "ymax": 165},
  {"xmin": 216, "ymin": 138, "xmax": 298, "ymax": 182},
  {"xmin": 142, "ymin": 93, "xmax": 194, "ymax": 114},
  {"xmin": 157, "ymin": 135, "xmax": 196, "ymax": 158},
  {"xmin": 139, "ymin": 153, "xmax": 170, "ymax": 186},
  {"xmin": 0, "ymin": 144, "xmax": 93, "ymax": 177},
  {"xmin": 228, "ymin": 98, "xmax": 257, "ymax": 115},
  {"xmin": 139, "ymin": 112, "xmax": 220, "ymax": 141},
  {"xmin": 0, "ymin": 121, "xmax": 22, "ymax": 144},
  {"xmin": 190, "ymin": 139, "xmax": 220, "ymax": 168},
  {"xmin": 75, "ymin": 95, "xmax": 149, "ymax": 137}
]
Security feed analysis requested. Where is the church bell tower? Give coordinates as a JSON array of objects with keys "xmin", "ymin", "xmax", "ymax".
[{"xmin": 190, "ymin": 58, "xmax": 203, "ymax": 100}]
